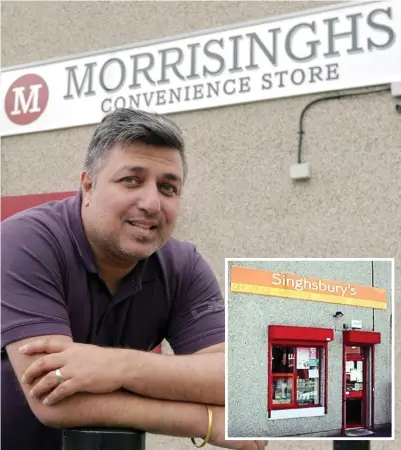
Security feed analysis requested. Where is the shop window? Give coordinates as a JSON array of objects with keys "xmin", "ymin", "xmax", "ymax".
[
  {"xmin": 267, "ymin": 325, "xmax": 334, "ymax": 419},
  {"xmin": 271, "ymin": 346, "xmax": 321, "ymax": 409}
]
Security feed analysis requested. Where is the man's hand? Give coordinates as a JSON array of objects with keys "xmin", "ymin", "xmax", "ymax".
[
  {"xmin": 208, "ymin": 406, "xmax": 267, "ymax": 450},
  {"xmin": 20, "ymin": 338, "xmax": 123, "ymax": 405}
]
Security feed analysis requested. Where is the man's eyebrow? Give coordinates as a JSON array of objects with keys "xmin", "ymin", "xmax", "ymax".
[
  {"xmin": 118, "ymin": 165, "xmax": 146, "ymax": 174},
  {"xmin": 164, "ymin": 173, "xmax": 182, "ymax": 184},
  {"xmin": 117, "ymin": 166, "xmax": 182, "ymax": 184}
]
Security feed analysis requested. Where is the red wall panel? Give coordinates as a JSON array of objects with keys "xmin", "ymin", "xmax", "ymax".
[{"xmin": 1, "ymin": 191, "xmax": 76, "ymax": 221}]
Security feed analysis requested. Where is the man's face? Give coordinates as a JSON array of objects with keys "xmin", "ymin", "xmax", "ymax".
[{"xmin": 81, "ymin": 142, "xmax": 183, "ymax": 264}]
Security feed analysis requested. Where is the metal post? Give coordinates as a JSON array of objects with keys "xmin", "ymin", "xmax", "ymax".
[
  {"xmin": 61, "ymin": 428, "xmax": 146, "ymax": 450},
  {"xmin": 334, "ymin": 441, "xmax": 370, "ymax": 450}
]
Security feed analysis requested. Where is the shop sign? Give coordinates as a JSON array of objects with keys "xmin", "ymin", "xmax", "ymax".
[
  {"xmin": 351, "ymin": 320, "xmax": 363, "ymax": 329},
  {"xmin": 1, "ymin": 1, "xmax": 400, "ymax": 137},
  {"xmin": 230, "ymin": 265, "xmax": 387, "ymax": 309}
]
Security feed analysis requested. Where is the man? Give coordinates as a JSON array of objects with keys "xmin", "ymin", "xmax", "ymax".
[{"xmin": 1, "ymin": 109, "xmax": 266, "ymax": 450}]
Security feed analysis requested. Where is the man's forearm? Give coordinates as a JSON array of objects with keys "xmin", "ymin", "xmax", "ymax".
[
  {"xmin": 117, "ymin": 349, "xmax": 225, "ymax": 405},
  {"xmin": 42, "ymin": 388, "xmax": 210, "ymax": 438}
]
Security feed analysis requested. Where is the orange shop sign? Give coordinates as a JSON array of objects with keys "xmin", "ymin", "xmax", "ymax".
[{"xmin": 230, "ymin": 266, "xmax": 387, "ymax": 309}]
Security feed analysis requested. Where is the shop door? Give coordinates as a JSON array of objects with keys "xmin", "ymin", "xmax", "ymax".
[{"xmin": 345, "ymin": 348, "xmax": 366, "ymax": 429}]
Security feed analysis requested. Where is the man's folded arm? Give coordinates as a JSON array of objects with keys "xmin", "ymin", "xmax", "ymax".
[
  {"xmin": 122, "ymin": 244, "xmax": 226, "ymax": 406},
  {"xmin": 118, "ymin": 342, "xmax": 225, "ymax": 405},
  {"xmin": 6, "ymin": 335, "xmax": 209, "ymax": 436}
]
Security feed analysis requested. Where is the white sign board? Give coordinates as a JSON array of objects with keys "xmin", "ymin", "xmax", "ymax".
[
  {"xmin": 1, "ymin": 1, "xmax": 400, "ymax": 137},
  {"xmin": 351, "ymin": 319, "xmax": 363, "ymax": 329}
]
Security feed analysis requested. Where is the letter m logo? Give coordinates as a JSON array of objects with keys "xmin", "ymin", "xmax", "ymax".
[
  {"xmin": 11, "ymin": 84, "xmax": 43, "ymax": 116},
  {"xmin": 5, "ymin": 74, "xmax": 49, "ymax": 126}
]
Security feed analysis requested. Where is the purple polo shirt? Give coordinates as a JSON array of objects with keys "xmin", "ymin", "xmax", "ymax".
[{"xmin": 1, "ymin": 192, "xmax": 225, "ymax": 450}]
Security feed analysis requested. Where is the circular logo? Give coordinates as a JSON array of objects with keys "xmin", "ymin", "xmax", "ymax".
[{"xmin": 5, "ymin": 74, "xmax": 49, "ymax": 125}]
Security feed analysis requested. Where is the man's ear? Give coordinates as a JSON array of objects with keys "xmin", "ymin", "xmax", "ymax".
[{"xmin": 80, "ymin": 171, "xmax": 93, "ymax": 207}]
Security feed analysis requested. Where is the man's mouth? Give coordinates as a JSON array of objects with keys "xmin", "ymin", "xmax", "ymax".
[{"xmin": 127, "ymin": 221, "xmax": 158, "ymax": 231}]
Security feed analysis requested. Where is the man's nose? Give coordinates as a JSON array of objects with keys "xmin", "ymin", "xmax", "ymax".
[{"xmin": 136, "ymin": 184, "xmax": 161, "ymax": 215}]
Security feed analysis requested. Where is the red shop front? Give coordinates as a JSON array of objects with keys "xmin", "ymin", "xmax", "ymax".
[
  {"xmin": 342, "ymin": 329, "xmax": 381, "ymax": 435},
  {"xmin": 267, "ymin": 325, "xmax": 334, "ymax": 420}
]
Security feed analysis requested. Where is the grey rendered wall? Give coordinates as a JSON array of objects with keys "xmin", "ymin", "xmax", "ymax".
[
  {"xmin": 2, "ymin": 1, "xmax": 399, "ymax": 449},
  {"xmin": 227, "ymin": 260, "xmax": 392, "ymax": 437},
  {"xmin": 372, "ymin": 261, "xmax": 393, "ymax": 426}
]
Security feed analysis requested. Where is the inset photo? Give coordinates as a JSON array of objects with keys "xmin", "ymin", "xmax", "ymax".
[{"xmin": 225, "ymin": 258, "xmax": 394, "ymax": 440}]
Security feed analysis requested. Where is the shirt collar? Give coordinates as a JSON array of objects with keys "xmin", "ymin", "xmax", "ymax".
[{"xmin": 68, "ymin": 191, "xmax": 99, "ymax": 274}]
